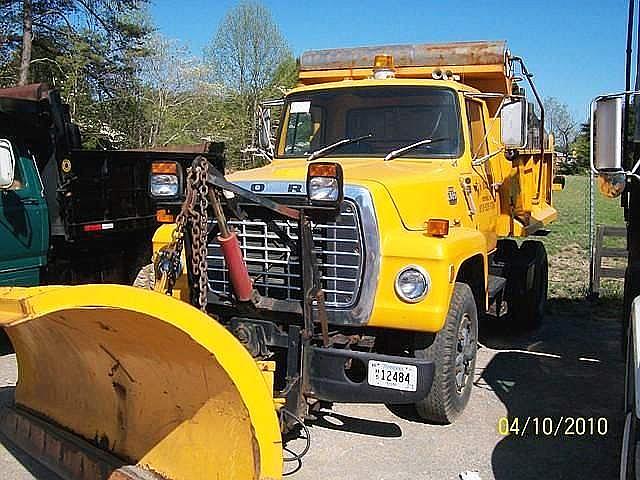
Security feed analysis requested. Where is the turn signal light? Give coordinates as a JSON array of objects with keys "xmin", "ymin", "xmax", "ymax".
[
  {"xmin": 308, "ymin": 163, "xmax": 338, "ymax": 177},
  {"xmin": 151, "ymin": 162, "xmax": 178, "ymax": 174},
  {"xmin": 156, "ymin": 209, "xmax": 175, "ymax": 223},
  {"xmin": 426, "ymin": 219, "xmax": 449, "ymax": 237}
]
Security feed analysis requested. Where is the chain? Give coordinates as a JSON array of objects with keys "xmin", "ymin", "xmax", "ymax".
[{"xmin": 173, "ymin": 156, "xmax": 210, "ymax": 311}]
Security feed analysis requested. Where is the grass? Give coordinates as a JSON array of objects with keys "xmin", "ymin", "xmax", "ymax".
[
  {"xmin": 544, "ymin": 175, "xmax": 624, "ymax": 256},
  {"xmin": 535, "ymin": 175, "xmax": 625, "ymax": 308}
]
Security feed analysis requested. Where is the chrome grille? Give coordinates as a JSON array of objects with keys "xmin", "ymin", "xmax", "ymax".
[{"xmin": 206, "ymin": 200, "xmax": 363, "ymax": 308}]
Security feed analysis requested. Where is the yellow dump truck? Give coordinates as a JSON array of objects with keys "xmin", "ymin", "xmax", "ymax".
[{"xmin": 0, "ymin": 41, "xmax": 559, "ymax": 479}]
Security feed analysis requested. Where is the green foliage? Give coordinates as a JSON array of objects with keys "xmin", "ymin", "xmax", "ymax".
[
  {"xmin": 0, "ymin": 1, "xmax": 297, "ymax": 159},
  {"xmin": 0, "ymin": 0, "xmax": 153, "ymax": 147},
  {"xmin": 205, "ymin": 0, "xmax": 294, "ymax": 168},
  {"xmin": 565, "ymin": 122, "xmax": 590, "ymax": 174}
]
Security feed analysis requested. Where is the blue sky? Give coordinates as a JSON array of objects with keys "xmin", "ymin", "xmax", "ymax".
[{"xmin": 152, "ymin": 0, "xmax": 629, "ymax": 121}]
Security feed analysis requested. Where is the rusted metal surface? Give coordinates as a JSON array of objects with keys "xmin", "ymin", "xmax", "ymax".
[
  {"xmin": 125, "ymin": 142, "xmax": 222, "ymax": 154},
  {"xmin": 0, "ymin": 407, "xmax": 165, "ymax": 480},
  {"xmin": 299, "ymin": 40, "xmax": 508, "ymax": 71},
  {"xmin": 0, "ymin": 83, "xmax": 50, "ymax": 101}
]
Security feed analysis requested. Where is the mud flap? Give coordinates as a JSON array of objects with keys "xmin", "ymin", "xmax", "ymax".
[{"xmin": 0, "ymin": 285, "xmax": 283, "ymax": 480}]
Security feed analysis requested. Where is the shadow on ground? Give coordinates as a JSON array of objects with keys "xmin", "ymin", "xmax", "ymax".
[
  {"xmin": 482, "ymin": 296, "xmax": 624, "ymax": 479},
  {"xmin": 309, "ymin": 410, "xmax": 402, "ymax": 438},
  {"xmin": 0, "ymin": 296, "xmax": 625, "ymax": 480}
]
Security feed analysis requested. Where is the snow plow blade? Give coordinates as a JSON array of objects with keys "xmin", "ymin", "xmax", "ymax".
[{"xmin": 0, "ymin": 285, "xmax": 283, "ymax": 480}]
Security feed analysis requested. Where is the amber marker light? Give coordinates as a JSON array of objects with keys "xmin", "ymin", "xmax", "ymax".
[
  {"xmin": 151, "ymin": 162, "xmax": 178, "ymax": 174},
  {"xmin": 374, "ymin": 54, "xmax": 394, "ymax": 69},
  {"xmin": 427, "ymin": 219, "xmax": 449, "ymax": 237},
  {"xmin": 156, "ymin": 209, "xmax": 175, "ymax": 223},
  {"xmin": 308, "ymin": 163, "xmax": 338, "ymax": 177}
]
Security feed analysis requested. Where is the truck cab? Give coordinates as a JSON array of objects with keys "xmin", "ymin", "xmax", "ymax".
[{"xmin": 0, "ymin": 138, "xmax": 48, "ymax": 285}]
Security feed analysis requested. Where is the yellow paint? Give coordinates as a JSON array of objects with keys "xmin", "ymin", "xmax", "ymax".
[
  {"xmin": 153, "ymin": 224, "xmax": 190, "ymax": 302},
  {"xmin": 0, "ymin": 285, "xmax": 282, "ymax": 480},
  {"xmin": 148, "ymin": 56, "xmax": 556, "ymax": 335},
  {"xmin": 226, "ymin": 71, "xmax": 557, "ymax": 332}
]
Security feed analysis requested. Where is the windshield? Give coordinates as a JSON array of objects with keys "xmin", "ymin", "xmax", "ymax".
[{"xmin": 277, "ymin": 86, "xmax": 462, "ymax": 159}]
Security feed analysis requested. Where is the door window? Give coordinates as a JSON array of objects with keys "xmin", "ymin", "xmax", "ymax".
[
  {"xmin": 8, "ymin": 155, "xmax": 26, "ymax": 191},
  {"xmin": 466, "ymin": 100, "xmax": 489, "ymax": 159}
]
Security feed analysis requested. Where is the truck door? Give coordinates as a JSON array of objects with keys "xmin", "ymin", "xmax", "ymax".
[
  {"xmin": 464, "ymin": 99, "xmax": 498, "ymax": 251},
  {"xmin": 0, "ymin": 143, "xmax": 49, "ymax": 285}
]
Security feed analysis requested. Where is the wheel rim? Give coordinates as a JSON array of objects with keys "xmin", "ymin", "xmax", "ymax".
[{"xmin": 455, "ymin": 313, "xmax": 475, "ymax": 394}]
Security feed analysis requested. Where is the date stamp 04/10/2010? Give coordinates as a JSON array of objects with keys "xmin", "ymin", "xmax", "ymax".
[{"xmin": 497, "ymin": 417, "xmax": 609, "ymax": 437}]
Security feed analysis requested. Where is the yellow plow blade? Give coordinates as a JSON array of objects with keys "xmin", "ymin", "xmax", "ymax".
[{"xmin": 0, "ymin": 285, "xmax": 283, "ymax": 480}]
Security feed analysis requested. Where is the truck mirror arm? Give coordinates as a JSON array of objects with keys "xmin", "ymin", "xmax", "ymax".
[{"xmin": 511, "ymin": 56, "xmax": 545, "ymax": 158}]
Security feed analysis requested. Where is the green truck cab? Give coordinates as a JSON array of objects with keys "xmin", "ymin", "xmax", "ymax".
[{"xmin": 0, "ymin": 138, "xmax": 48, "ymax": 285}]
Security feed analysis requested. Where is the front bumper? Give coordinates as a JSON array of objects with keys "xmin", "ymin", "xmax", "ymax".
[{"xmin": 306, "ymin": 346, "xmax": 434, "ymax": 404}]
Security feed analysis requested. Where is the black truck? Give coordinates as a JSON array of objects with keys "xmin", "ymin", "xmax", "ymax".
[{"xmin": 0, "ymin": 83, "xmax": 223, "ymax": 285}]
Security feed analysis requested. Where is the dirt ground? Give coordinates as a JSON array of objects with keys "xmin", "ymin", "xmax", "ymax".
[{"xmin": 0, "ymin": 291, "xmax": 625, "ymax": 480}]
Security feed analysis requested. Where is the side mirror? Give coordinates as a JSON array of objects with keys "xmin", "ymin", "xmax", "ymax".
[
  {"xmin": 501, "ymin": 97, "xmax": 528, "ymax": 149},
  {"xmin": 592, "ymin": 96, "xmax": 623, "ymax": 172},
  {"xmin": 257, "ymin": 107, "xmax": 274, "ymax": 155},
  {"xmin": 591, "ymin": 96, "xmax": 626, "ymax": 198},
  {"xmin": 0, "ymin": 139, "xmax": 15, "ymax": 189}
]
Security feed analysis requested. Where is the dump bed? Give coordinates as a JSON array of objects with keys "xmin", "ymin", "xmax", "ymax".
[
  {"xmin": 59, "ymin": 147, "xmax": 222, "ymax": 239},
  {"xmin": 0, "ymin": 84, "xmax": 223, "ymax": 241},
  {"xmin": 298, "ymin": 40, "xmax": 512, "ymax": 95}
]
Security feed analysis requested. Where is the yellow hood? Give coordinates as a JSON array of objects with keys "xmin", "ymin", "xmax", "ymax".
[{"xmin": 229, "ymin": 158, "xmax": 464, "ymax": 230}]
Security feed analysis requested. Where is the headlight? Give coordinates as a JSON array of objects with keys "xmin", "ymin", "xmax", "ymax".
[
  {"xmin": 150, "ymin": 161, "xmax": 180, "ymax": 198},
  {"xmin": 306, "ymin": 162, "xmax": 343, "ymax": 207},
  {"xmin": 309, "ymin": 176, "xmax": 339, "ymax": 201},
  {"xmin": 395, "ymin": 266, "xmax": 430, "ymax": 303},
  {"xmin": 150, "ymin": 174, "xmax": 179, "ymax": 197}
]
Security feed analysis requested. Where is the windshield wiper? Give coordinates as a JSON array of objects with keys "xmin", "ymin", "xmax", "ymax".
[
  {"xmin": 307, "ymin": 134, "xmax": 373, "ymax": 161},
  {"xmin": 383, "ymin": 137, "xmax": 447, "ymax": 161}
]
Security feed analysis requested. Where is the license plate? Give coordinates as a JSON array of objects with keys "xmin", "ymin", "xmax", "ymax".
[{"xmin": 367, "ymin": 360, "xmax": 417, "ymax": 392}]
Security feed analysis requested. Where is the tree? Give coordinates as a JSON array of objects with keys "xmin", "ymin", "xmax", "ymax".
[
  {"xmin": 205, "ymin": 1, "xmax": 292, "ymax": 165},
  {"xmin": 571, "ymin": 122, "xmax": 590, "ymax": 172},
  {"xmin": 136, "ymin": 34, "xmax": 224, "ymax": 147},
  {"xmin": 0, "ymin": 0, "xmax": 153, "ymax": 147},
  {"xmin": 17, "ymin": 0, "xmax": 32, "ymax": 85},
  {"xmin": 544, "ymin": 96, "xmax": 578, "ymax": 154},
  {"xmin": 2, "ymin": 1, "xmax": 150, "ymax": 85}
]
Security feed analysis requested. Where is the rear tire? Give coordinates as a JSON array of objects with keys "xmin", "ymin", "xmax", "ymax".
[
  {"xmin": 508, "ymin": 240, "xmax": 548, "ymax": 329},
  {"xmin": 414, "ymin": 282, "xmax": 478, "ymax": 424}
]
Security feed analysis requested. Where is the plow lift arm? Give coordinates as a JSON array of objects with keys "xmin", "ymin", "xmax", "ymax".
[{"xmin": 0, "ymin": 156, "xmax": 433, "ymax": 480}]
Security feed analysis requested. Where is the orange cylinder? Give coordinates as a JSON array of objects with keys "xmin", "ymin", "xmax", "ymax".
[{"xmin": 218, "ymin": 231, "xmax": 254, "ymax": 302}]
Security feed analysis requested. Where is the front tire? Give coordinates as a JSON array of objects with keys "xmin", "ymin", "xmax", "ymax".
[{"xmin": 414, "ymin": 282, "xmax": 478, "ymax": 424}]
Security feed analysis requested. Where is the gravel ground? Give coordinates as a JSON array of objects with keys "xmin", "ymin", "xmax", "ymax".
[{"xmin": 0, "ymin": 300, "xmax": 625, "ymax": 480}]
